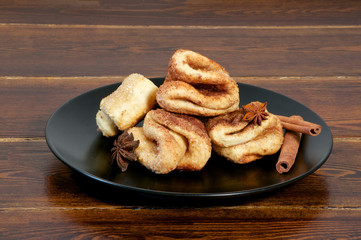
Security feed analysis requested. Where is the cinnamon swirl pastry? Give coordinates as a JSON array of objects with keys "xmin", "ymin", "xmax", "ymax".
[
  {"xmin": 206, "ymin": 102, "xmax": 284, "ymax": 164},
  {"xmin": 128, "ymin": 109, "xmax": 212, "ymax": 174},
  {"xmin": 156, "ymin": 49, "xmax": 239, "ymax": 116}
]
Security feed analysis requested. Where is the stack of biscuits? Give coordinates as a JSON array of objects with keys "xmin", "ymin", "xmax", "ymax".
[{"xmin": 96, "ymin": 49, "xmax": 284, "ymax": 174}]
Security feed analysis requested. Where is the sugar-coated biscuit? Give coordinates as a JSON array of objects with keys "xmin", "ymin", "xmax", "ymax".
[
  {"xmin": 128, "ymin": 109, "xmax": 212, "ymax": 174},
  {"xmin": 206, "ymin": 102, "xmax": 284, "ymax": 164},
  {"xmin": 156, "ymin": 49, "xmax": 239, "ymax": 116},
  {"xmin": 96, "ymin": 73, "xmax": 158, "ymax": 136}
]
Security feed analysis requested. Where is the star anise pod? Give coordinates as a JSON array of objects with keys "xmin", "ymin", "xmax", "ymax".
[
  {"xmin": 111, "ymin": 131, "xmax": 139, "ymax": 172},
  {"xmin": 242, "ymin": 102, "xmax": 269, "ymax": 126}
]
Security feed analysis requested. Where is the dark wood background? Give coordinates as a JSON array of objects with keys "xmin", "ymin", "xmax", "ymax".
[{"xmin": 1, "ymin": 0, "xmax": 361, "ymax": 239}]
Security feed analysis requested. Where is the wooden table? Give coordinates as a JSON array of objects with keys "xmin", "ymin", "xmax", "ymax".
[{"xmin": 1, "ymin": 1, "xmax": 361, "ymax": 239}]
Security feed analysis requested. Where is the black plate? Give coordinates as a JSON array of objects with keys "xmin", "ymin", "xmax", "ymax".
[{"xmin": 46, "ymin": 78, "xmax": 333, "ymax": 198}]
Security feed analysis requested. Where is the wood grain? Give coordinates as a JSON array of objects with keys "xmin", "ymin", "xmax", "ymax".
[
  {"xmin": 1, "ymin": 76, "xmax": 360, "ymax": 138},
  {"xmin": 0, "ymin": 24, "xmax": 360, "ymax": 77},
  {"xmin": 0, "ymin": 0, "xmax": 361, "ymax": 26},
  {"xmin": 1, "ymin": 0, "xmax": 361, "ymax": 238},
  {"xmin": 1, "ymin": 140, "xmax": 361, "ymax": 238},
  {"xmin": 1, "ymin": 207, "xmax": 360, "ymax": 239}
]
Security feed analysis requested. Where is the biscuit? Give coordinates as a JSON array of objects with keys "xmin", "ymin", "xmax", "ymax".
[{"xmin": 96, "ymin": 73, "xmax": 158, "ymax": 136}]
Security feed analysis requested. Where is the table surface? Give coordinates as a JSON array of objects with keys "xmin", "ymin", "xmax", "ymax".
[{"xmin": 1, "ymin": 1, "xmax": 361, "ymax": 239}]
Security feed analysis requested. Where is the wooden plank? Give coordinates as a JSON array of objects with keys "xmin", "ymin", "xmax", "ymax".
[
  {"xmin": 0, "ymin": 77, "xmax": 360, "ymax": 137},
  {"xmin": 0, "ymin": 0, "xmax": 361, "ymax": 26},
  {"xmin": 0, "ymin": 24, "xmax": 360, "ymax": 76},
  {"xmin": 0, "ymin": 77, "xmax": 118, "ymax": 138},
  {"xmin": 1, "ymin": 139, "xmax": 361, "ymax": 239},
  {"xmin": 1, "ymin": 207, "xmax": 360, "ymax": 239},
  {"xmin": 0, "ymin": 140, "xmax": 360, "ymax": 208}
]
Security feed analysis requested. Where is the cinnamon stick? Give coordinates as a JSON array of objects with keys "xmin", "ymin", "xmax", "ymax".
[
  {"xmin": 276, "ymin": 115, "xmax": 303, "ymax": 174},
  {"xmin": 276, "ymin": 115, "xmax": 322, "ymax": 136}
]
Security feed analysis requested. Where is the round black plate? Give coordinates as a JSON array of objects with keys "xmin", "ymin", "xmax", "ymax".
[{"xmin": 46, "ymin": 78, "xmax": 333, "ymax": 198}]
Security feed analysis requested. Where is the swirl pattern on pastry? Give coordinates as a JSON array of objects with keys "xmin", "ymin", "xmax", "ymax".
[
  {"xmin": 128, "ymin": 109, "xmax": 212, "ymax": 174},
  {"xmin": 156, "ymin": 49, "xmax": 239, "ymax": 116},
  {"xmin": 206, "ymin": 102, "xmax": 284, "ymax": 164}
]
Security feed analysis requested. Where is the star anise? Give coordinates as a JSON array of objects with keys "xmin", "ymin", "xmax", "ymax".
[
  {"xmin": 111, "ymin": 131, "xmax": 139, "ymax": 172},
  {"xmin": 242, "ymin": 101, "xmax": 269, "ymax": 126}
]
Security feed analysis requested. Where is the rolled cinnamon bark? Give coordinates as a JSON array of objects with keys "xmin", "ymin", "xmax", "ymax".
[
  {"xmin": 276, "ymin": 115, "xmax": 322, "ymax": 136},
  {"xmin": 276, "ymin": 115, "xmax": 303, "ymax": 174}
]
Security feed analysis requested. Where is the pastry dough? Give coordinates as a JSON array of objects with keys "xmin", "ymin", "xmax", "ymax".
[
  {"xmin": 156, "ymin": 49, "xmax": 239, "ymax": 116},
  {"xmin": 96, "ymin": 109, "xmax": 118, "ymax": 137},
  {"xmin": 213, "ymin": 124, "xmax": 284, "ymax": 164},
  {"xmin": 128, "ymin": 109, "xmax": 212, "ymax": 174},
  {"xmin": 206, "ymin": 102, "xmax": 284, "ymax": 164},
  {"xmin": 96, "ymin": 73, "xmax": 158, "ymax": 137}
]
